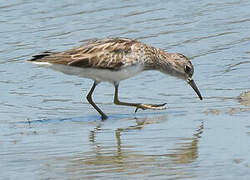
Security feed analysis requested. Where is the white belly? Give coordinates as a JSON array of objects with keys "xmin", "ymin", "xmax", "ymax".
[{"xmin": 31, "ymin": 62, "xmax": 144, "ymax": 83}]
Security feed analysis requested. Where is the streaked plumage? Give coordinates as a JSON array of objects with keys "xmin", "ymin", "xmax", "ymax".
[
  {"xmin": 30, "ymin": 38, "xmax": 140, "ymax": 70},
  {"xmin": 28, "ymin": 37, "xmax": 202, "ymax": 119}
]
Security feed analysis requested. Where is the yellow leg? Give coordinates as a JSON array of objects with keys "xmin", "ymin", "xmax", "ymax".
[{"xmin": 113, "ymin": 84, "xmax": 166, "ymax": 112}]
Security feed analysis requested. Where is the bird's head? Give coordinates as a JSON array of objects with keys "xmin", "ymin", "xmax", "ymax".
[{"xmin": 158, "ymin": 52, "xmax": 203, "ymax": 100}]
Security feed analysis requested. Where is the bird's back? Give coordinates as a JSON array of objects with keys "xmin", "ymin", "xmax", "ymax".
[{"xmin": 28, "ymin": 37, "xmax": 148, "ymax": 71}]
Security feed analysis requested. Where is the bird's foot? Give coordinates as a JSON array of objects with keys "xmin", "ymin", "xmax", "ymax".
[
  {"xmin": 101, "ymin": 114, "xmax": 108, "ymax": 120},
  {"xmin": 135, "ymin": 103, "xmax": 167, "ymax": 113}
]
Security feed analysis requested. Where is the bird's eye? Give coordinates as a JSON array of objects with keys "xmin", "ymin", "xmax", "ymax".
[{"xmin": 184, "ymin": 65, "xmax": 191, "ymax": 73}]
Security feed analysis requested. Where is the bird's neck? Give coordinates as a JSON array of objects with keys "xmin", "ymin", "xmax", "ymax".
[{"xmin": 143, "ymin": 48, "xmax": 171, "ymax": 71}]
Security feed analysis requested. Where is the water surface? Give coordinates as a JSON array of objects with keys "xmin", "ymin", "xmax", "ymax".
[{"xmin": 1, "ymin": 0, "xmax": 250, "ymax": 179}]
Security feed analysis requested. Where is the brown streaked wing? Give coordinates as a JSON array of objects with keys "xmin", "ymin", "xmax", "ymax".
[
  {"xmin": 66, "ymin": 38, "xmax": 137, "ymax": 70},
  {"xmin": 29, "ymin": 38, "xmax": 139, "ymax": 70}
]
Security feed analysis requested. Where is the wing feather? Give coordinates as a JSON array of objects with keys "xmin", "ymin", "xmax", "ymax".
[{"xmin": 28, "ymin": 38, "xmax": 140, "ymax": 70}]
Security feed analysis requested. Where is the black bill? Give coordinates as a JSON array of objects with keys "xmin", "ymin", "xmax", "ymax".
[{"xmin": 187, "ymin": 79, "xmax": 203, "ymax": 100}]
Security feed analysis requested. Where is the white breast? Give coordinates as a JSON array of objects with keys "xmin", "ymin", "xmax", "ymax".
[{"xmin": 31, "ymin": 62, "xmax": 144, "ymax": 83}]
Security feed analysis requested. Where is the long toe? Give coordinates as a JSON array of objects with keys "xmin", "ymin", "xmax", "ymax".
[
  {"xmin": 135, "ymin": 103, "xmax": 167, "ymax": 113},
  {"xmin": 150, "ymin": 103, "xmax": 167, "ymax": 107}
]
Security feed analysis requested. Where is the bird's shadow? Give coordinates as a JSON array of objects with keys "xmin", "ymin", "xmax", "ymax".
[{"xmin": 22, "ymin": 111, "xmax": 171, "ymax": 125}]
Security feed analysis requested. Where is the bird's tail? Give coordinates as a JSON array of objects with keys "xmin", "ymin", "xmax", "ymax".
[{"xmin": 27, "ymin": 51, "xmax": 54, "ymax": 62}]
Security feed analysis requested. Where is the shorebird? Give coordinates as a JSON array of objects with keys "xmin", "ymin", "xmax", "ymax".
[{"xmin": 28, "ymin": 37, "xmax": 202, "ymax": 119}]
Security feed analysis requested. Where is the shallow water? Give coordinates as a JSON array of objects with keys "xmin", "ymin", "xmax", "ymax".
[{"xmin": 1, "ymin": 0, "xmax": 250, "ymax": 179}]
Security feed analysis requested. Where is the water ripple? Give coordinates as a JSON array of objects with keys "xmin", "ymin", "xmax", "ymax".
[{"xmin": 1, "ymin": 0, "xmax": 250, "ymax": 179}]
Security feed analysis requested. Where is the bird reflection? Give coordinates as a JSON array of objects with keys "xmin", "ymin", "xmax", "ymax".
[
  {"xmin": 88, "ymin": 116, "xmax": 152, "ymax": 164},
  {"xmin": 65, "ymin": 117, "xmax": 204, "ymax": 178},
  {"xmin": 89, "ymin": 123, "xmax": 102, "ymax": 143},
  {"xmin": 88, "ymin": 116, "xmax": 204, "ymax": 166},
  {"xmin": 167, "ymin": 121, "xmax": 204, "ymax": 164}
]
